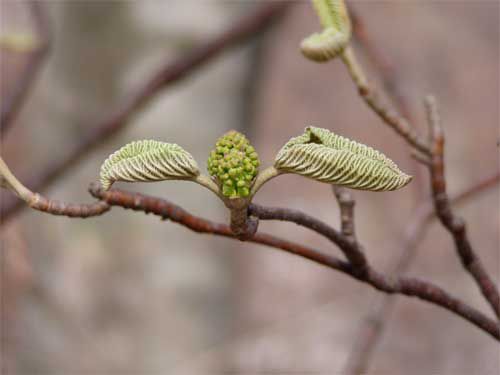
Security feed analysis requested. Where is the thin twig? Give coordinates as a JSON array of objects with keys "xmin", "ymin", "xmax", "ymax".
[
  {"xmin": 349, "ymin": 3, "xmax": 429, "ymax": 209},
  {"xmin": 349, "ymin": 5, "xmax": 412, "ymax": 121},
  {"xmin": 343, "ymin": 203, "xmax": 433, "ymax": 375},
  {"xmin": 340, "ymin": 47, "xmax": 430, "ymax": 155},
  {"xmin": 332, "ymin": 186, "xmax": 355, "ymax": 238},
  {"xmin": 0, "ymin": 2, "xmax": 290, "ymax": 223},
  {"xmin": 248, "ymin": 202, "xmax": 368, "ymax": 276},
  {"xmin": 425, "ymin": 96, "xmax": 500, "ymax": 319},
  {"xmin": 0, "ymin": 156, "xmax": 109, "ymax": 217},
  {"xmin": 1, "ymin": 0, "xmax": 50, "ymax": 138},
  {"xmin": 87, "ymin": 184, "xmax": 499, "ymax": 340},
  {"xmin": 344, "ymin": 170, "xmax": 500, "ymax": 374}
]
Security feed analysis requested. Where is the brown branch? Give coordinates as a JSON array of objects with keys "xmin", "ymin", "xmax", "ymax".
[
  {"xmin": 248, "ymin": 202, "xmax": 369, "ymax": 276},
  {"xmin": 344, "ymin": 171, "xmax": 500, "ymax": 374},
  {"xmin": 28, "ymin": 194, "xmax": 110, "ymax": 217},
  {"xmin": 0, "ymin": 1, "xmax": 290, "ymax": 224},
  {"xmin": 350, "ymin": 4, "xmax": 432, "ymax": 200},
  {"xmin": 425, "ymin": 96, "xmax": 500, "ymax": 319},
  {"xmin": 87, "ymin": 184, "xmax": 499, "ymax": 339},
  {"xmin": 344, "ymin": 203, "xmax": 433, "ymax": 375},
  {"xmin": 332, "ymin": 186, "xmax": 355, "ymax": 238},
  {"xmin": 349, "ymin": 5, "xmax": 412, "ymax": 121},
  {"xmin": 0, "ymin": 156, "xmax": 109, "ymax": 217},
  {"xmin": 340, "ymin": 8, "xmax": 499, "ymax": 370},
  {"xmin": 1, "ymin": 0, "xmax": 50, "ymax": 138},
  {"xmin": 340, "ymin": 47, "xmax": 430, "ymax": 155},
  {"xmin": 88, "ymin": 183, "xmax": 350, "ymax": 272}
]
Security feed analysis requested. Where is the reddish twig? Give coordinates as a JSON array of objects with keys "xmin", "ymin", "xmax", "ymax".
[
  {"xmin": 88, "ymin": 184, "xmax": 499, "ymax": 340},
  {"xmin": 0, "ymin": 2, "xmax": 290, "ymax": 223},
  {"xmin": 350, "ymin": 4, "xmax": 432, "ymax": 204},
  {"xmin": 88, "ymin": 183, "xmax": 350, "ymax": 271},
  {"xmin": 28, "ymin": 194, "xmax": 110, "ymax": 217},
  {"xmin": 0, "ymin": 156, "xmax": 109, "ymax": 217},
  {"xmin": 248, "ymin": 202, "xmax": 369, "ymax": 276},
  {"xmin": 358, "ymin": 81, "xmax": 430, "ymax": 155},
  {"xmin": 345, "ymin": 171, "xmax": 500, "ymax": 374},
  {"xmin": 1, "ymin": 0, "xmax": 50, "ymax": 138},
  {"xmin": 340, "ymin": 46, "xmax": 430, "ymax": 155},
  {"xmin": 343, "ymin": 202, "xmax": 434, "ymax": 375},
  {"xmin": 425, "ymin": 96, "xmax": 500, "ymax": 319}
]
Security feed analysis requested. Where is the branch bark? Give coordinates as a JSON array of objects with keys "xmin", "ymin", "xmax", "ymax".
[
  {"xmin": 0, "ymin": 156, "xmax": 109, "ymax": 217},
  {"xmin": 332, "ymin": 186, "xmax": 356, "ymax": 238},
  {"xmin": 425, "ymin": 96, "xmax": 500, "ymax": 319},
  {"xmin": 349, "ymin": 4, "xmax": 412, "ymax": 121},
  {"xmin": 344, "ymin": 171, "xmax": 500, "ymax": 375},
  {"xmin": 248, "ymin": 202, "xmax": 369, "ymax": 276},
  {"xmin": 88, "ymin": 184, "xmax": 500, "ymax": 340},
  {"xmin": 340, "ymin": 47, "xmax": 430, "ymax": 155}
]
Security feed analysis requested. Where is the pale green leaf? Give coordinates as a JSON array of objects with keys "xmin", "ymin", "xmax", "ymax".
[
  {"xmin": 274, "ymin": 127, "xmax": 412, "ymax": 191},
  {"xmin": 100, "ymin": 140, "xmax": 199, "ymax": 190},
  {"xmin": 301, "ymin": 0, "xmax": 351, "ymax": 62}
]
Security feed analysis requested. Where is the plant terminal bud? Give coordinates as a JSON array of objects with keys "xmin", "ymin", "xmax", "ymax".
[{"xmin": 207, "ymin": 130, "xmax": 260, "ymax": 198}]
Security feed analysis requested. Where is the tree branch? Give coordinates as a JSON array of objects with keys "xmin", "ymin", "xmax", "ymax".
[
  {"xmin": 332, "ymin": 186, "xmax": 355, "ymax": 238},
  {"xmin": 344, "ymin": 170, "xmax": 500, "ymax": 374},
  {"xmin": 349, "ymin": 4, "xmax": 412, "ymax": 121},
  {"xmin": 248, "ymin": 202, "xmax": 368, "ymax": 276},
  {"xmin": 1, "ymin": 0, "xmax": 50, "ymax": 138},
  {"xmin": 425, "ymin": 96, "xmax": 500, "ymax": 319},
  {"xmin": 0, "ymin": 156, "xmax": 109, "ymax": 217},
  {"xmin": 0, "ymin": 1, "xmax": 290, "ymax": 223},
  {"xmin": 340, "ymin": 46, "xmax": 430, "ymax": 155},
  {"xmin": 88, "ymin": 184, "xmax": 499, "ymax": 340}
]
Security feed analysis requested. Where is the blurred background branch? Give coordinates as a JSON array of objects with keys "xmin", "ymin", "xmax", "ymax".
[{"xmin": 1, "ymin": 0, "xmax": 50, "ymax": 138}]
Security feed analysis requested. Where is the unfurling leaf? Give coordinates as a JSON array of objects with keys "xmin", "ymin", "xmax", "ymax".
[
  {"xmin": 100, "ymin": 140, "xmax": 199, "ymax": 190},
  {"xmin": 274, "ymin": 127, "xmax": 412, "ymax": 191},
  {"xmin": 207, "ymin": 130, "xmax": 260, "ymax": 199},
  {"xmin": 301, "ymin": 0, "xmax": 351, "ymax": 62}
]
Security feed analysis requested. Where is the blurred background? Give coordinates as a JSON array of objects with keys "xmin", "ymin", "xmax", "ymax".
[{"xmin": 1, "ymin": 1, "xmax": 498, "ymax": 374}]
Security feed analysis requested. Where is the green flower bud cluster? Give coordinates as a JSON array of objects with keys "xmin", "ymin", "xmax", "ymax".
[{"xmin": 207, "ymin": 130, "xmax": 260, "ymax": 198}]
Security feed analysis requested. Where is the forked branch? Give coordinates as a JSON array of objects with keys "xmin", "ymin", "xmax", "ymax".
[
  {"xmin": 425, "ymin": 96, "xmax": 500, "ymax": 319},
  {"xmin": 88, "ymin": 184, "xmax": 499, "ymax": 340}
]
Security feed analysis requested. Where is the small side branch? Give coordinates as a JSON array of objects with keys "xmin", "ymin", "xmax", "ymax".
[
  {"xmin": 0, "ymin": 157, "xmax": 109, "ymax": 218},
  {"xmin": 249, "ymin": 203, "xmax": 368, "ymax": 276},
  {"xmin": 28, "ymin": 194, "xmax": 110, "ymax": 217},
  {"xmin": 425, "ymin": 96, "xmax": 500, "ymax": 319},
  {"xmin": 332, "ymin": 186, "xmax": 355, "ymax": 238},
  {"xmin": 349, "ymin": 5, "xmax": 412, "ymax": 121},
  {"xmin": 250, "ymin": 166, "xmax": 281, "ymax": 197},
  {"xmin": 340, "ymin": 47, "xmax": 430, "ymax": 155},
  {"xmin": 345, "ymin": 171, "xmax": 500, "ymax": 374}
]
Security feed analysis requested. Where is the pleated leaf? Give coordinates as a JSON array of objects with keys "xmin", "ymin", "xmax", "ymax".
[
  {"xmin": 274, "ymin": 127, "xmax": 412, "ymax": 191},
  {"xmin": 301, "ymin": 0, "xmax": 351, "ymax": 62},
  {"xmin": 100, "ymin": 140, "xmax": 199, "ymax": 190}
]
